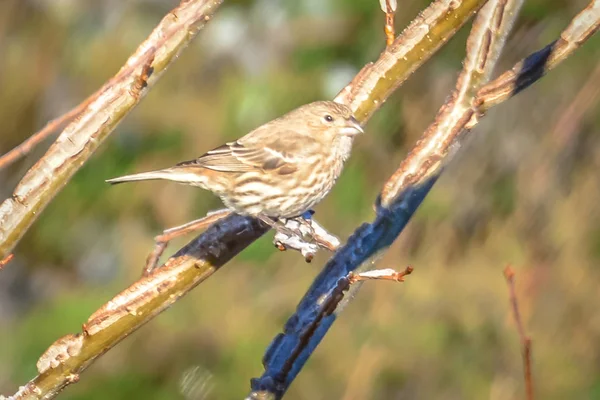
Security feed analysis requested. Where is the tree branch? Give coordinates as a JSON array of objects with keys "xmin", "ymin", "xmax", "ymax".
[
  {"xmin": 0, "ymin": 101, "xmax": 88, "ymax": 170},
  {"xmin": 504, "ymin": 265, "xmax": 534, "ymax": 400},
  {"xmin": 11, "ymin": 215, "xmax": 268, "ymax": 400},
  {"xmin": 0, "ymin": 0, "xmax": 225, "ymax": 260},
  {"xmin": 476, "ymin": 0, "xmax": 600, "ymax": 113}
]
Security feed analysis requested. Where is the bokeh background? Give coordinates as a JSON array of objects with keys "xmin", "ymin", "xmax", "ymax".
[{"xmin": 1, "ymin": 0, "xmax": 599, "ymax": 399}]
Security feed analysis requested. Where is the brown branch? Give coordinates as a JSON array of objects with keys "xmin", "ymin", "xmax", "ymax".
[
  {"xmin": 0, "ymin": 42, "xmax": 159, "ymax": 171},
  {"xmin": 476, "ymin": 0, "xmax": 600, "ymax": 113},
  {"xmin": 11, "ymin": 215, "xmax": 268, "ymax": 400},
  {"xmin": 0, "ymin": 253, "xmax": 13, "ymax": 271},
  {"xmin": 0, "ymin": 0, "xmax": 225, "ymax": 260},
  {"xmin": 335, "ymin": 0, "xmax": 488, "ymax": 123},
  {"xmin": 381, "ymin": 0, "xmax": 525, "ymax": 206},
  {"xmin": 504, "ymin": 265, "xmax": 534, "ymax": 400},
  {"xmin": 0, "ymin": 102, "xmax": 88, "ymax": 170}
]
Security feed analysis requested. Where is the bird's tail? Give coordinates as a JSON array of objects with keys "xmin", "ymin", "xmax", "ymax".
[{"xmin": 106, "ymin": 167, "xmax": 207, "ymax": 186}]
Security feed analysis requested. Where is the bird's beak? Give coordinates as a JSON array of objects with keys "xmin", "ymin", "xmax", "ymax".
[{"xmin": 340, "ymin": 116, "xmax": 364, "ymax": 136}]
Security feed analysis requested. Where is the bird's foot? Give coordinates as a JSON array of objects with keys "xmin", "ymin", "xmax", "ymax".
[{"xmin": 271, "ymin": 211, "xmax": 340, "ymax": 262}]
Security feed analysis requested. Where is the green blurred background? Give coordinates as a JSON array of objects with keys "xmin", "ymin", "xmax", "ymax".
[{"xmin": 1, "ymin": 0, "xmax": 599, "ymax": 398}]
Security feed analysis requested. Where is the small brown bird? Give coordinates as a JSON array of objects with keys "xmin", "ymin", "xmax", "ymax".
[{"xmin": 107, "ymin": 101, "xmax": 363, "ymax": 223}]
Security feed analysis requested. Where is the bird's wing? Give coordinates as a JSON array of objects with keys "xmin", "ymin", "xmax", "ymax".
[{"xmin": 177, "ymin": 130, "xmax": 321, "ymax": 175}]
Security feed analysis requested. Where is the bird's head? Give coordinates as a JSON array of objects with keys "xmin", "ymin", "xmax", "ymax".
[{"xmin": 296, "ymin": 101, "xmax": 364, "ymax": 141}]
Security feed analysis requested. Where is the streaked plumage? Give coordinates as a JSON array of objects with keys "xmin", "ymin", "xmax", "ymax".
[{"xmin": 107, "ymin": 101, "xmax": 363, "ymax": 219}]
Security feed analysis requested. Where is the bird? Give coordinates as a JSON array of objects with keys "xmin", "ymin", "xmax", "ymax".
[{"xmin": 106, "ymin": 101, "xmax": 363, "ymax": 227}]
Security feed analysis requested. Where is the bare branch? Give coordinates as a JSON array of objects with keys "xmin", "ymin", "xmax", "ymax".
[
  {"xmin": 0, "ymin": 0, "xmax": 225, "ymax": 260},
  {"xmin": 334, "ymin": 0, "xmax": 488, "ymax": 122},
  {"xmin": 504, "ymin": 266, "xmax": 534, "ymax": 400},
  {"xmin": 12, "ymin": 215, "xmax": 268, "ymax": 400},
  {"xmin": 0, "ymin": 253, "xmax": 13, "ymax": 271},
  {"xmin": 381, "ymin": 0, "xmax": 523, "ymax": 205},
  {"xmin": 248, "ymin": 266, "xmax": 414, "ymax": 400},
  {"xmin": 0, "ymin": 101, "xmax": 89, "ymax": 170},
  {"xmin": 476, "ymin": 0, "xmax": 600, "ymax": 113}
]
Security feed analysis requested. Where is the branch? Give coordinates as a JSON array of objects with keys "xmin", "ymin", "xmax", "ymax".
[
  {"xmin": 334, "ymin": 0, "xmax": 488, "ymax": 123},
  {"xmin": 11, "ymin": 215, "xmax": 268, "ymax": 400},
  {"xmin": 0, "ymin": 253, "xmax": 13, "ymax": 271},
  {"xmin": 503, "ymin": 266, "xmax": 533, "ymax": 400},
  {"xmin": 476, "ymin": 0, "xmax": 600, "ymax": 113},
  {"xmin": 0, "ymin": 101, "xmax": 88, "ymax": 170},
  {"xmin": 0, "ymin": 0, "xmax": 225, "ymax": 260}
]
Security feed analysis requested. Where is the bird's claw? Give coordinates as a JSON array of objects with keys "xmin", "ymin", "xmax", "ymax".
[{"xmin": 272, "ymin": 214, "xmax": 340, "ymax": 262}]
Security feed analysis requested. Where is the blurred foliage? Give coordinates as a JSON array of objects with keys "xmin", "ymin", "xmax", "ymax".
[{"xmin": 0, "ymin": 0, "xmax": 599, "ymax": 399}]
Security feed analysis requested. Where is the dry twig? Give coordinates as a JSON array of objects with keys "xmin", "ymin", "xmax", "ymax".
[
  {"xmin": 504, "ymin": 265, "xmax": 534, "ymax": 400},
  {"xmin": 0, "ymin": 253, "xmax": 13, "ymax": 271},
  {"xmin": 347, "ymin": 265, "xmax": 413, "ymax": 284},
  {"xmin": 0, "ymin": 103, "xmax": 88, "ymax": 170},
  {"xmin": 475, "ymin": 0, "xmax": 600, "ymax": 113},
  {"xmin": 273, "ymin": 214, "xmax": 341, "ymax": 262}
]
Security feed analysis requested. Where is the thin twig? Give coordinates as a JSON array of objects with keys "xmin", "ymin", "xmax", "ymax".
[
  {"xmin": 504, "ymin": 265, "xmax": 534, "ymax": 400},
  {"xmin": 0, "ymin": 44, "xmax": 158, "ymax": 171},
  {"xmin": 0, "ymin": 253, "xmax": 13, "ymax": 271},
  {"xmin": 0, "ymin": 103, "xmax": 88, "ymax": 170},
  {"xmin": 475, "ymin": 0, "xmax": 600, "ymax": 114},
  {"xmin": 347, "ymin": 265, "xmax": 413, "ymax": 284},
  {"xmin": 273, "ymin": 215, "xmax": 341, "ymax": 262}
]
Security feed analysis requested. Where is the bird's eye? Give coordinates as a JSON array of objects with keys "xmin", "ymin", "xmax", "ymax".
[{"xmin": 323, "ymin": 114, "xmax": 334, "ymax": 122}]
